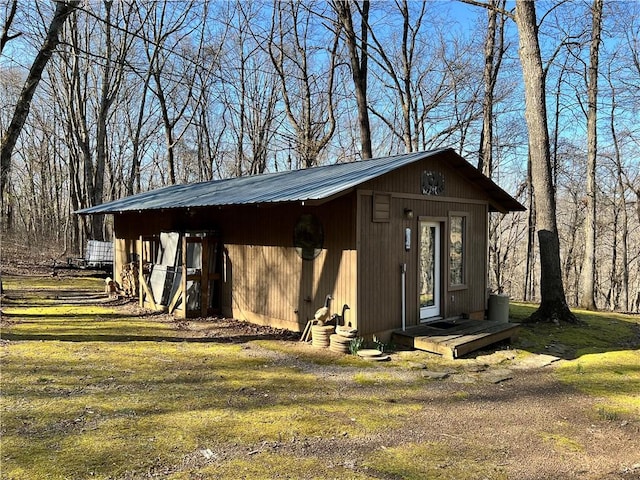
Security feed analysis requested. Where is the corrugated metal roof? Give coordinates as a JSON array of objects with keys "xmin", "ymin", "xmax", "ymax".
[{"xmin": 76, "ymin": 148, "xmax": 525, "ymax": 214}]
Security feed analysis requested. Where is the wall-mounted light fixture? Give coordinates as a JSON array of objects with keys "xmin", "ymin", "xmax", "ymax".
[{"xmin": 403, "ymin": 208, "xmax": 414, "ymax": 219}]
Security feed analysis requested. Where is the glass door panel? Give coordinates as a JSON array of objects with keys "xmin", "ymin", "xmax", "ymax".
[{"xmin": 419, "ymin": 221, "xmax": 441, "ymax": 320}]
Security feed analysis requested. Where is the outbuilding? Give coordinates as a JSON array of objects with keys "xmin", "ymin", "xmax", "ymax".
[{"xmin": 78, "ymin": 148, "xmax": 525, "ymax": 345}]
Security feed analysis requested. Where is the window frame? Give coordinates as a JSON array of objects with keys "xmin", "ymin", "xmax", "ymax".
[{"xmin": 448, "ymin": 211, "xmax": 468, "ymax": 291}]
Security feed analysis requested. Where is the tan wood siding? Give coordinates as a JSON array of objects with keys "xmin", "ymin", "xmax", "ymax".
[
  {"xmin": 225, "ymin": 245, "xmax": 357, "ymax": 331},
  {"xmin": 357, "ymin": 195, "xmax": 403, "ymax": 334},
  {"xmin": 221, "ymin": 198, "xmax": 358, "ymax": 331},
  {"xmin": 357, "ymin": 190, "xmax": 488, "ymax": 336},
  {"xmin": 113, "ymin": 196, "xmax": 358, "ymax": 332},
  {"xmin": 362, "ymin": 158, "xmax": 490, "ymax": 202}
]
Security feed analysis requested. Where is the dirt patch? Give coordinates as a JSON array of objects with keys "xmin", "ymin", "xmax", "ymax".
[{"xmin": 1, "ymin": 237, "xmax": 78, "ymax": 277}]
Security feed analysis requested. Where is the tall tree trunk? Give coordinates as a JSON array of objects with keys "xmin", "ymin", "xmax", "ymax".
[
  {"xmin": 91, "ymin": 0, "xmax": 113, "ymax": 240},
  {"xmin": 155, "ymin": 82, "xmax": 177, "ymax": 185},
  {"xmin": 477, "ymin": 0, "xmax": 506, "ymax": 296},
  {"xmin": 1, "ymin": 1, "xmax": 80, "ymax": 214},
  {"xmin": 606, "ymin": 204, "xmax": 619, "ymax": 310},
  {"xmin": 127, "ymin": 73, "xmax": 150, "ymax": 195},
  {"xmin": 578, "ymin": 0, "xmax": 603, "ymax": 310},
  {"xmin": 333, "ymin": 0, "xmax": 372, "ymax": 159},
  {"xmin": 400, "ymin": 0, "xmax": 413, "ymax": 151},
  {"xmin": 608, "ymin": 71, "xmax": 629, "ymax": 312},
  {"xmin": 515, "ymin": 0, "xmax": 578, "ymax": 324},
  {"xmin": 524, "ymin": 155, "xmax": 536, "ymax": 301},
  {"xmin": 478, "ymin": 0, "xmax": 505, "ymax": 176}
]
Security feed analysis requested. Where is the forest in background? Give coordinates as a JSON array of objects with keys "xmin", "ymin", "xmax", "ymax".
[{"xmin": 0, "ymin": 0, "xmax": 638, "ymax": 313}]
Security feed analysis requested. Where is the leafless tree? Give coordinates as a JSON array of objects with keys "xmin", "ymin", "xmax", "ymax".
[
  {"xmin": 366, "ymin": 0, "xmax": 428, "ymax": 152},
  {"xmin": 193, "ymin": 50, "xmax": 227, "ymax": 182},
  {"xmin": 141, "ymin": 1, "xmax": 215, "ymax": 185},
  {"xmin": 515, "ymin": 0, "xmax": 577, "ymax": 323},
  {"xmin": 578, "ymin": 0, "xmax": 603, "ymax": 310},
  {"xmin": 331, "ymin": 0, "xmax": 372, "ymax": 159},
  {"xmin": 366, "ymin": 1, "xmax": 481, "ymax": 154},
  {"xmin": 0, "ymin": 0, "xmax": 21, "ymax": 56},
  {"xmin": 268, "ymin": 0, "xmax": 339, "ymax": 168},
  {"xmin": 220, "ymin": 1, "xmax": 280, "ymax": 176},
  {"xmin": 0, "ymin": 0, "xmax": 79, "ymax": 226},
  {"xmin": 469, "ymin": 0, "xmax": 524, "ymax": 299},
  {"xmin": 51, "ymin": 1, "xmax": 137, "ymax": 242},
  {"xmin": 607, "ymin": 50, "xmax": 632, "ymax": 314},
  {"xmin": 555, "ymin": 142, "xmax": 588, "ymax": 305},
  {"xmin": 478, "ymin": 0, "xmax": 507, "ymax": 176}
]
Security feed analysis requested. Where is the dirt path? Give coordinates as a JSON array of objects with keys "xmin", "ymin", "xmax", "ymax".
[
  {"xmin": 397, "ymin": 369, "xmax": 639, "ymax": 480},
  {"xmin": 236, "ymin": 341, "xmax": 640, "ymax": 480}
]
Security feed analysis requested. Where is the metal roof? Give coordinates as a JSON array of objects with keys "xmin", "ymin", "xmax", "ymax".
[{"xmin": 76, "ymin": 148, "xmax": 525, "ymax": 215}]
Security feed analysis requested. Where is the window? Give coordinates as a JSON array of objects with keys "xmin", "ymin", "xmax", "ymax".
[{"xmin": 449, "ymin": 214, "xmax": 466, "ymax": 286}]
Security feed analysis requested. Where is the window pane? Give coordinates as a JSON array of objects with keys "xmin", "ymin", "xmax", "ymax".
[
  {"xmin": 450, "ymin": 216, "xmax": 465, "ymax": 285},
  {"xmin": 419, "ymin": 224, "xmax": 437, "ymax": 308}
]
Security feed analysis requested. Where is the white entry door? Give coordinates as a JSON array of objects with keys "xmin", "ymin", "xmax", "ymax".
[{"xmin": 419, "ymin": 221, "xmax": 441, "ymax": 320}]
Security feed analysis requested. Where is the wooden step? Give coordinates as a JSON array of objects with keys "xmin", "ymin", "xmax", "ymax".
[{"xmin": 393, "ymin": 319, "xmax": 520, "ymax": 359}]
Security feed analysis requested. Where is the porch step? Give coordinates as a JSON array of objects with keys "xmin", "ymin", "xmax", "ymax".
[{"xmin": 393, "ymin": 319, "xmax": 520, "ymax": 359}]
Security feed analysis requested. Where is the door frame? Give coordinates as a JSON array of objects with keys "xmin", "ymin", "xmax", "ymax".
[{"xmin": 417, "ymin": 217, "xmax": 445, "ymax": 322}]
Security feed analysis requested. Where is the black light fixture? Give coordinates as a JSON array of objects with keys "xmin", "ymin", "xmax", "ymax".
[{"xmin": 403, "ymin": 208, "xmax": 414, "ymax": 219}]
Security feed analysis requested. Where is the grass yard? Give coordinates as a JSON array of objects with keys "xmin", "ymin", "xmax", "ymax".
[{"xmin": 1, "ymin": 274, "xmax": 639, "ymax": 479}]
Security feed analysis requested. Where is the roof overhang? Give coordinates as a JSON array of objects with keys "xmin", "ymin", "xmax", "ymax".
[{"xmin": 443, "ymin": 152, "xmax": 525, "ymax": 213}]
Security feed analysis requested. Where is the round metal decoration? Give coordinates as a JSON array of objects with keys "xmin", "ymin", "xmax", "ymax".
[
  {"xmin": 294, "ymin": 214, "xmax": 324, "ymax": 260},
  {"xmin": 421, "ymin": 170, "xmax": 445, "ymax": 196}
]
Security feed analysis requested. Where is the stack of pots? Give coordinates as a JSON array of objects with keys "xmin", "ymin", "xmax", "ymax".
[
  {"xmin": 329, "ymin": 325, "xmax": 358, "ymax": 354},
  {"xmin": 311, "ymin": 324, "xmax": 335, "ymax": 348}
]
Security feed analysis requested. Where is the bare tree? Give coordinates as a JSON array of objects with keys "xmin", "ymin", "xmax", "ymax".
[
  {"xmin": 578, "ymin": 0, "xmax": 603, "ymax": 310},
  {"xmin": 141, "ymin": 1, "xmax": 213, "ymax": 185},
  {"xmin": 366, "ymin": 1, "xmax": 476, "ymax": 154},
  {"xmin": 0, "ymin": 0, "xmax": 79, "ymax": 221},
  {"xmin": 123, "ymin": 1, "xmax": 157, "ymax": 196},
  {"xmin": 52, "ymin": 1, "xmax": 137, "ymax": 242},
  {"xmin": 220, "ymin": 1, "xmax": 280, "ymax": 177},
  {"xmin": 478, "ymin": 0, "xmax": 507, "ymax": 176},
  {"xmin": 0, "ymin": 0, "xmax": 21, "ymax": 56},
  {"xmin": 331, "ymin": 0, "xmax": 372, "ymax": 159},
  {"xmin": 478, "ymin": 0, "xmax": 512, "ymax": 297},
  {"xmin": 602, "ymin": 3, "xmax": 640, "ymax": 311},
  {"xmin": 555, "ymin": 142, "xmax": 588, "ymax": 305},
  {"xmin": 515, "ymin": 0, "xmax": 578, "ymax": 323},
  {"xmin": 9, "ymin": 98, "xmax": 71, "ymax": 246},
  {"xmin": 366, "ymin": 0, "xmax": 428, "ymax": 152},
  {"xmin": 193, "ymin": 48, "xmax": 227, "ymax": 182},
  {"xmin": 523, "ymin": 155, "xmax": 537, "ymax": 301},
  {"xmin": 440, "ymin": 40, "xmax": 485, "ymax": 153},
  {"xmin": 268, "ymin": 0, "xmax": 339, "ymax": 168}
]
